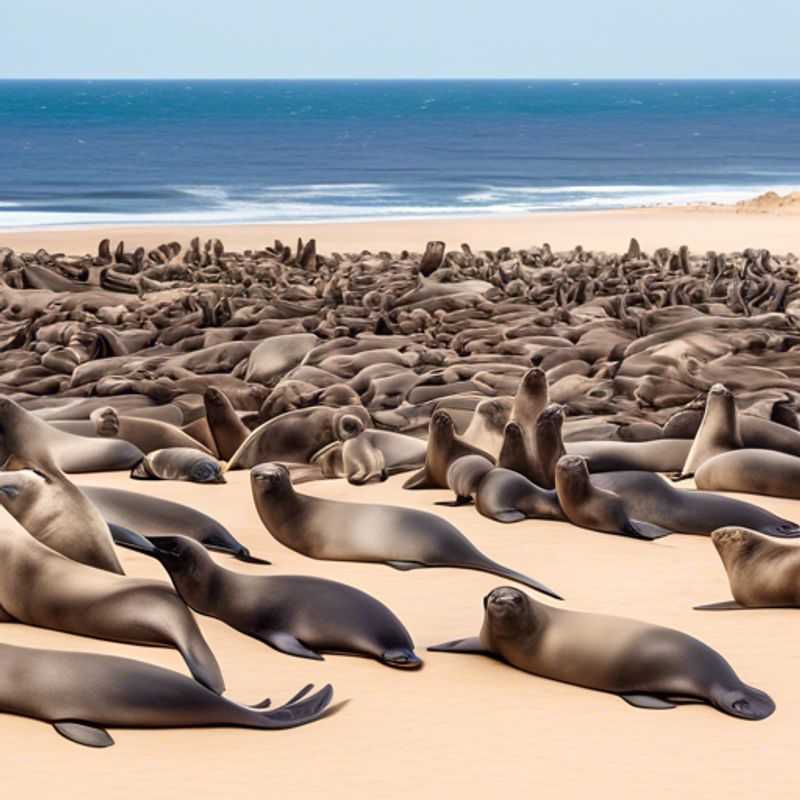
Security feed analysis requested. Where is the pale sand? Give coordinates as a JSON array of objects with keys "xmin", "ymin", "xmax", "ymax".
[
  {"xmin": 1, "ymin": 205, "xmax": 799, "ymax": 256},
  {"xmin": 0, "ymin": 469, "xmax": 797, "ymax": 799}
]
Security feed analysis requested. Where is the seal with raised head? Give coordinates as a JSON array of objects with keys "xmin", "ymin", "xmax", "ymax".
[
  {"xmin": 0, "ymin": 511, "xmax": 224, "ymax": 694},
  {"xmin": 461, "ymin": 397, "xmax": 513, "ymax": 457},
  {"xmin": 555, "ymin": 455, "xmax": 670, "ymax": 539},
  {"xmin": 145, "ymin": 534, "xmax": 422, "ymax": 668},
  {"xmin": 81, "ymin": 485, "xmax": 269, "ymax": 564},
  {"xmin": 0, "ymin": 464, "xmax": 124, "ymax": 573},
  {"xmin": 591, "ymin": 471, "xmax": 800, "ymax": 537},
  {"xmin": 204, "ymin": 386, "xmax": 250, "ymax": 460},
  {"xmin": 251, "ymin": 463, "xmax": 562, "ymax": 599},
  {"xmin": 131, "ymin": 447, "xmax": 226, "ymax": 483},
  {"xmin": 694, "ymin": 448, "xmax": 800, "ymax": 499},
  {"xmin": 679, "ymin": 383, "xmax": 741, "ymax": 478},
  {"xmin": 510, "ymin": 367, "xmax": 549, "ymax": 439},
  {"xmin": 403, "ymin": 410, "xmax": 494, "ymax": 490},
  {"xmin": 430, "ymin": 586, "xmax": 775, "ymax": 720},
  {"xmin": 0, "ymin": 642, "xmax": 332, "ymax": 747}
]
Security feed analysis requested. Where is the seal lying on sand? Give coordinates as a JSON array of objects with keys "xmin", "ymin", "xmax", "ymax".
[
  {"xmin": 131, "ymin": 447, "xmax": 226, "ymax": 483},
  {"xmin": 430, "ymin": 586, "xmax": 775, "ymax": 720},
  {"xmin": 0, "ymin": 642, "xmax": 332, "ymax": 747},
  {"xmin": 251, "ymin": 462, "xmax": 562, "ymax": 599},
  {"xmin": 694, "ymin": 448, "xmax": 800, "ymax": 499},
  {"xmin": 145, "ymin": 534, "xmax": 422, "ymax": 669}
]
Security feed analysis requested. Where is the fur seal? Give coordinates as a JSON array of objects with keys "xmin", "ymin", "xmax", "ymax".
[
  {"xmin": 697, "ymin": 527, "xmax": 800, "ymax": 609},
  {"xmin": 429, "ymin": 586, "xmax": 774, "ymax": 720},
  {"xmin": 131, "ymin": 447, "xmax": 226, "ymax": 483},
  {"xmin": 510, "ymin": 367, "xmax": 549, "ymax": 439},
  {"xmin": 0, "ymin": 642, "xmax": 332, "ymax": 747},
  {"xmin": 0, "ymin": 397, "xmax": 142, "ymax": 473},
  {"xmin": 680, "ymin": 384, "xmax": 740, "ymax": 478},
  {"xmin": 81, "ymin": 485, "xmax": 269, "ymax": 564},
  {"xmin": 0, "ymin": 465, "xmax": 124, "ymax": 573},
  {"xmin": 0, "ymin": 513, "xmax": 224, "ymax": 694},
  {"xmin": 477, "ymin": 467, "xmax": 564, "ymax": 524},
  {"xmin": 694, "ymin": 449, "xmax": 800, "ymax": 499},
  {"xmin": 554, "ymin": 456, "xmax": 671, "ymax": 539},
  {"xmin": 403, "ymin": 410, "xmax": 494, "ymax": 490},
  {"xmin": 461, "ymin": 397, "xmax": 513, "ymax": 456},
  {"xmin": 251, "ymin": 463, "xmax": 562, "ymax": 599},
  {"xmin": 591, "ymin": 471, "xmax": 800, "ymax": 537},
  {"xmin": 204, "ymin": 386, "xmax": 250, "ymax": 460},
  {"xmin": 566, "ymin": 439, "xmax": 692, "ymax": 474},
  {"xmin": 145, "ymin": 534, "xmax": 422, "ymax": 668}
]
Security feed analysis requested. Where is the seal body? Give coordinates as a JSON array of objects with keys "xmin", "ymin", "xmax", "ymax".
[
  {"xmin": 131, "ymin": 447, "xmax": 226, "ymax": 483},
  {"xmin": 430, "ymin": 586, "xmax": 775, "ymax": 720},
  {"xmin": 695, "ymin": 449, "xmax": 800, "ymax": 499}
]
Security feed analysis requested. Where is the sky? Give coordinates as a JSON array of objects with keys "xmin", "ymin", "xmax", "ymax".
[{"xmin": 2, "ymin": 0, "xmax": 799, "ymax": 80}]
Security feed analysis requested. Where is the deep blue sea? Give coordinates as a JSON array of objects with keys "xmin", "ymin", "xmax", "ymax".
[{"xmin": 1, "ymin": 80, "xmax": 799, "ymax": 228}]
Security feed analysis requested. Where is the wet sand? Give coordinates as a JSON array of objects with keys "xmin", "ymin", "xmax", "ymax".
[{"xmin": 1, "ymin": 469, "xmax": 797, "ymax": 800}]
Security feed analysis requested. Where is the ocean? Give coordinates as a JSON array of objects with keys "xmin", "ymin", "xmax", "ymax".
[{"xmin": 1, "ymin": 79, "xmax": 799, "ymax": 228}]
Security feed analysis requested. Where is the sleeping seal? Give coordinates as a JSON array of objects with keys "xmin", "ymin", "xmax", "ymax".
[
  {"xmin": 0, "ymin": 514, "xmax": 224, "ymax": 694},
  {"xmin": 0, "ymin": 642, "xmax": 332, "ymax": 747},
  {"xmin": 131, "ymin": 447, "xmax": 226, "ymax": 483},
  {"xmin": 429, "ymin": 586, "xmax": 774, "ymax": 720},
  {"xmin": 555, "ymin": 456, "xmax": 670, "ymax": 539},
  {"xmin": 81, "ymin": 485, "xmax": 269, "ymax": 564},
  {"xmin": 251, "ymin": 463, "xmax": 562, "ymax": 599},
  {"xmin": 694, "ymin": 449, "xmax": 800, "ymax": 499},
  {"xmin": 697, "ymin": 527, "xmax": 800, "ymax": 610},
  {"xmin": 146, "ymin": 534, "xmax": 422, "ymax": 669}
]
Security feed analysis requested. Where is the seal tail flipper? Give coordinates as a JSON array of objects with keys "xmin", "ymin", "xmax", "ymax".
[
  {"xmin": 402, "ymin": 468, "xmax": 436, "ymax": 490},
  {"xmin": 428, "ymin": 637, "xmax": 489, "ymax": 655},
  {"xmin": 257, "ymin": 684, "xmax": 334, "ymax": 729},
  {"xmin": 181, "ymin": 634, "xmax": 226, "ymax": 695},
  {"xmin": 53, "ymin": 721, "xmax": 115, "ymax": 748},
  {"xmin": 474, "ymin": 561, "xmax": 563, "ymax": 601},
  {"xmin": 623, "ymin": 519, "xmax": 672, "ymax": 540},
  {"xmin": 107, "ymin": 522, "xmax": 157, "ymax": 555},
  {"xmin": 262, "ymin": 632, "xmax": 324, "ymax": 661},
  {"xmin": 486, "ymin": 510, "xmax": 526, "ymax": 523},
  {"xmin": 380, "ymin": 648, "xmax": 423, "ymax": 669},
  {"xmin": 711, "ymin": 685, "xmax": 775, "ymax": 720},
  {"xmin": 620, "ymin": 694, "xmax": 676, "ymax": 710},
  {"xmin": 693, "ymin": 601, "xmax": 747, "ymax": 611},
  {"xmin": 235, "ymin": 549, "xmax": 271, "ymax": 565}
]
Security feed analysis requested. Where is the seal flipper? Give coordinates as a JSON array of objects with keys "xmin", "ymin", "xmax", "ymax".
[
  {"xmin": 487, "ymin": 509, "xmax": 526, "ymax": 523},
  {"xmin": 693, "ymin": 600, "xmax": 746, "ymax": 611},
  {"xmin": 435, "ymin": 496, "xmax": 473, "ymax": 507},
  {"xmin": 107, "ymin": 523, "xmax": 157, "ymax": 555},
  {"xmin": 234, "ymin": 549, "xmax": 271, "ymax": 565},
  {"xmin": 711, "ymin": 685, "xmax": 775, "ymax": 720},
  {"xmin": 402, "ymin": 468, "xmax": 436, "ymax": 490},
  {"xmin": 623, "ymin": 519, "xmax": 672, "ymax": 540},
  {"xmin": 257, "ymin": 684, "xmax": 334, "ymax": 728},
  {"xmin": 385, "ymin": 560, "xmax": 423, "ymax": 571},
  {"xmin": 380, "ymin": 648, "xmax": 423, "ymax": 669},
  {"xmin": 620, "ymin": 694, "xmax": 676, "ymax": 710},
  {"xmin": 428, "ymin": 637, "xmax": 490, "ymax": 655},
  {"xmin": 54, "ymin": 721, "xmax": 114, "ymax": 748},
  {"xmin": 262, "ymin": 632, "xmax": 324, "ymax": 661}
]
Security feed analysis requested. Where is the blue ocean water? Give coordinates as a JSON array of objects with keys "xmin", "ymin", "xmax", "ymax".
[{"xmin": 0, "ymin": 80, "xmax": 799, "ymax": 228}]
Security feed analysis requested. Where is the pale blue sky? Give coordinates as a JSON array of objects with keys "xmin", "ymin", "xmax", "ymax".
[{"xmin": 2, "ymin": 0, "xmax": 799, "ymax": 79}]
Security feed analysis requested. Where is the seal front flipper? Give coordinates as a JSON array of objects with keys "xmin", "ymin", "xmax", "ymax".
[
  {"xmin": 435, "ymin": 497, "xmax": 473, "ymax": 507},
  {"xmin": 402, "ymin": 468, "xmax": 436, "ymax": 490},
  {"xmin": 623, "ymin": 519, "xmax": 672, "ymax": 540},
  {"xmin": 711, "ymin": 685, "xmax": 775, "ymax": 720},
  {"xmin": 488, "ymin": 510, "xmax": 526, "ymax": 524},
  {"xmin": 262, "ymin": 632, "xmax": 324, "ymax": 661},
  {"xmin": 53, "ymin": 722, "xmax": 115, "ymax": 748},
  {"xmin": 381, "ymin": 648, "xmax": 423, "ymax": 669},
  {"xmin": 427, "ymin": 637, "xmax": 490, "ymax": 655},
  {"xmin": 385, "ymin": 560, "xmax": 423, "ymax": 571},
  {"xmin": 620, "ymin": 694, "xmax": 676, "ymax": 710},
  {"xmin": 693, "ymin": 600, "xmax": 747, "ymax": 611},
  {"xmin": 107, "ymin": 523, "xmax": 157, "ymax": 555}
]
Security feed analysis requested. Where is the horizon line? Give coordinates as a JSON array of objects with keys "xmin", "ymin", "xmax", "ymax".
[{"xmin": 2, "ymin": 76, "xmax": 800, "ymax": 82}]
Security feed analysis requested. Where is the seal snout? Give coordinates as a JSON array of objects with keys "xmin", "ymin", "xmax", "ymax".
[
  {"xmin": 484, "ymin": 586, "xmax": 525, "ymax": 613},
  {"xmin": 709, "ymin": 383, "xmax": 731, "ymax": 397},
  {"xmin": 711, "ymin": 526, "xmax": 748, "ymax": 550}
]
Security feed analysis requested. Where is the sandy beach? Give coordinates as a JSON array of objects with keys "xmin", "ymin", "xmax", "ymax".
[
  {"xmin": 2, "ymin": 203, "xmax": 799, "ymax": 258},
  {"xmin": 0, "ymin": 469, "xmax": 796, "ymax": 800}
]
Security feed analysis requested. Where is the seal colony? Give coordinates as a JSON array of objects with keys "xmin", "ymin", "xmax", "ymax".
[{"xmin": 0, "ymin": 234, "xmax": 798, "ymax": 744}]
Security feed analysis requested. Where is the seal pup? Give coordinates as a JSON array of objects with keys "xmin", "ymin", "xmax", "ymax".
[
  {"xmin": 697, "ymin": 527, "xmax": 800, "ymax": 610},
  {"xmin": 429, "ymin": 586, "xmax": 774, "ymax": 720},
  {"xmin": 0, "ymin": 516, "xmax": 224, "ymax": 694},
  {"xmin": 591, "ymin": 471, "xmax": 800, "ymax": 537},
  {"xmin": 555, "ymin": 456, "xmax": 670, "ymax": 539},
  {"xmin": 0, "ymin": 465, "xmax": 124, "ymax": 573},
  {"xmin": 251, "ymin": 463, "xmax": 562, "ymax": 599},
  {"xmin": 0, "ymin": 642, "xmax": 332, "ymax": 747},
  {"xmin": 204, "ymin": 386, "xmax": 250, "ymax": 460},
  {"xmin": 145, "ymin": 534, "xmax": 422, "ymax": 669},
  {"xmin": 82, "ymin": 485, "xmax": 269, "ymax": 564},
  {"xmin": 403, "ymin": 410, "xmax": 495, "ymax": 490},
  {"xmin": 679, "ymin": 384, "xmax": 741, "ymax": 478},
  {"xmin": 694, "ymin": 449, "xmax": 800, "ymax": 499},
  {"xmin": 131, "ymin": 447, "xmax": 226, "ymax": 483}
]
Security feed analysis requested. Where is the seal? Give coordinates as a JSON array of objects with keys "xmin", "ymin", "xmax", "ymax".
[
  {"xmin": 0, "ymin": 642, "xmax": 333, "ymax": 747},
  {"xmin": 131, "ymin": 447, "xmax": 226, "ymax": 483},
  {"xmin": 694, "ymin": 448, "xmax": 800, "ymax": 499},
  {"xmin": 697, "ymin": 527, "xmax": 800, "ymax": 610},
  {"xmin": 403, "ymin": 410, "xmax": 495, "ymax": 490},
  {"xmin": 461, "ymin": 397, "xmax": 513, "ymax": 456},
  {"xmin": 472, "ymin": 465, "xmax": 565, "ymax": 524},
  {"xmin": 679, "ymin": 384, "xmax": 741, "ymax": 478},
  {"xmin": 0, "ymin": 397, "xmax": 142, "ymax": 473},
  {"xmin": 429, "ymin": 586, "xmax": 775, "ymax": 720},
  {"xmin": 445, "ymin": 455, "xmax": 495, "ymax": 506},
  {"xmin": 81, "ymin": 485, "xmax": 269, "ymax": 564},
  {"xmin": 554, "ymin": 455, "xmax": 671, "ymax": 539},
  {"xmin": 591, "ymin": 471, "xmax": 800, "ymax": 537},
  {"xmin": 251, "ymin": 462, "xmax": 562, "ymax": 599},
  {"xmin": 566, "ymin": 438, "xmax": 692, "ymax": 474},
  {"xmin": 204, "ymin": 386, "xmax": 250, "ymax": 460},
  {"xmin": 145, "ymin": 534, "xmax": 422, "ymax": 668},
  {"xmin": 0, "ymin": 513, "xmax": 224, "ymax": 694},
  {"xmin": 0, "ymin": 465, "xmax": 124, "ymax": 573}
]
